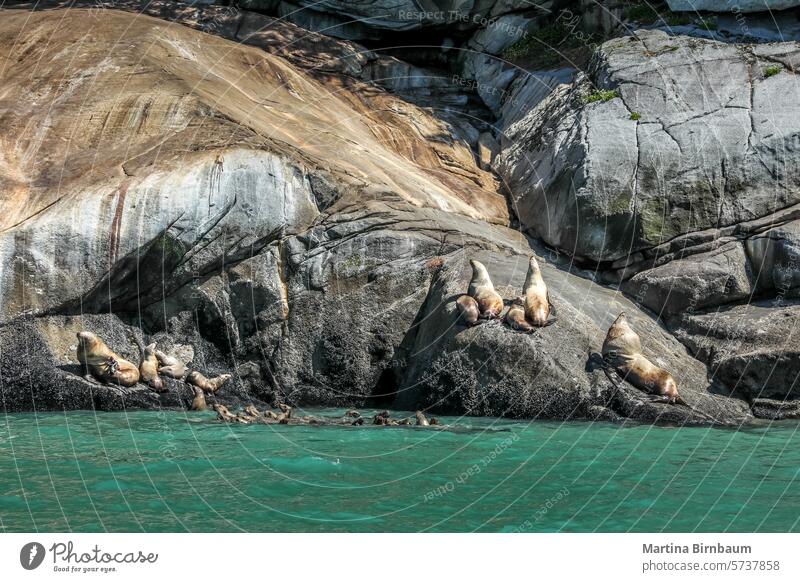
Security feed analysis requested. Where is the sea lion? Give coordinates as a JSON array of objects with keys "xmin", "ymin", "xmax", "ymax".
[
  {"xmin": 468, "ymin": 259, "xmax": 504, "ymax": 319},
  {"xmin": 212, "ymin": 403, "xmax": 237, "ymax": 422},
  {"xmin": 505, "ymin": 297, "xmax": 535, "ymax": 333},
  {"xmin": 76, "ymin": 332, "xmax": 139, "ymax": 387},
  {"xmin": 415, "ymin": 410, "xmax": 430, "ymax": 426},
  {"xmin": 430, "ymin": 417, "xmax": 440, "ymax": 426},
  {"xmin": 345, "ymin": 410, "xmax": 361, "ymax": 418},
  {"xmin": 456, "ymin": 295, "xmax": 481, "ymax": 326},
  {"xmin": 601, "ymin": 313, "xmax": 689, "ymax": 408},
  {"xmin": 244, "ymin": 404, "xmax": 262, "ymax": 418},
  {"xmin": 155, "ymin": 350, "xmax": 188, "ymax": 379},
  {"xmin": 523, "ymin": 256, "xmax": 555, "ymax": 327},
  {"xmin": 352, "ymin": 417, "xmax": 365, "ymax": 426},
  {"xmin": 186, "ymin": 371, "xmax": 231, "ymax": 394},
  {"xmin": 139, "ymin": 343, "xmax": 166, "ymax": 393},
  {"xmin": 190, "ymin": 386, "xmax": 208, "ymax": 411}
]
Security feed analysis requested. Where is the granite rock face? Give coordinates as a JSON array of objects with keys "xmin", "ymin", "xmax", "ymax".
[
  {"xmin": 496, "ymin": 30, "xmax": 800, "ymax": 265},
  {"xmin": 0, "ymin": 6, "xmax": 789, "ymax": 424},
  {"xmin": 667, "ymin": 0, "xmax": 800, "ymax": 12}
]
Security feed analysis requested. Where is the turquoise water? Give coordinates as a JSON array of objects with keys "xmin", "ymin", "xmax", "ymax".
[{"xmin": 1, "ymin": 409, "xmax": 799, "ymax": 532}]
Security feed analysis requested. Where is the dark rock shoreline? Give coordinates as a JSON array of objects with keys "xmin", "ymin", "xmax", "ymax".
[{"xmin": 2, "ymin": 1, "xmax": 800, "ymax": 425}]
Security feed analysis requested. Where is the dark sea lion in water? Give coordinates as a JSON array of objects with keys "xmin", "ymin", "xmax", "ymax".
[
  {"xmin": 523, "ymin": 256, "xmax": 556, "ymax": 327},
  {"xmin": 187, "ymin": 371, "xmax": 231, "ymax": 394},
  {"xmin": 139, "ymin": 343, "xmax": 166, "ymax": 393},
  {"xmin": 602, "ymin": 313, "xmax": 716, "ymax": 421},
  {"xmin": 468, "ymin": 260, "xmax": 504, "ymax": 319},
  {"xmin": 352, "ymin": 417, "xmax": 365, "ymax": 426},
  {"xmin": 155, "ymin": 350, "xmax": 189, "ymax": 379},
  {"xmin": 456, "ymin": 295, "xmax": 481, "ymax": 326},
  {"xmin": 76, "ymin": 331, "xmax": 139, "ymax": 387}
]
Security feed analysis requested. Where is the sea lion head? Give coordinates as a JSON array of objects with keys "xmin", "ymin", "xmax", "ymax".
[
  {"xmin": 144, "ymin": 343, "xmax": 157, "ymax": 356},
  {"xmin": 76, "ymin": 331, "xmax": 100, "ymax": 350},
  {"xmin": 469, "ymin": 259, "xmax": 492, "ymax": 287},
  {"xmin": 528, "ymin": 255, "xmax": 541, "ymax": 274}
]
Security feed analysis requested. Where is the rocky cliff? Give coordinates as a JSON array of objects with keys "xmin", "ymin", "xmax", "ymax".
[{"xmin": 1, "ymin": 1, "xmax": 798, "ymax": 424}]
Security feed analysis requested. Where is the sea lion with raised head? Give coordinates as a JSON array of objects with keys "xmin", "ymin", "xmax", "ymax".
[
  {"xmin": 186, "ymin": 371, "xmax": 231, "ymax": 394},
  {"xmin": 456, "ymin": 295, "xmax": 481, "ymax": 326},
  {"xmin": 505, "ymin": 297, "xmax": 535, "ymax": 333},
  {"xmin": 190, "ymin": 385, "xmax": 208, "ymax": 411},
  {"xmin": 139, "ymin": 343, "xmax": 166, "ymax": 392},
  {"xmin": 468, "ymin": 259, "xmax": 504, "ymax": 319},
  {"xmin": 76, "ymin": 332, "xmax": 139, "ymax": 387},
  {"xmin": 601, "ymin": 313, "xmax": 715, "ymax": 421},
  {"xmin": 155, "ymin": 350, "xmax": 188, "ymax": 379},
  {"xmin": 415, "ymin": 410, "xmax": 430, "ymax": 426},
  {"xmin": 523, "ymin": 256, "xmax": 555, "ymax": 327}
]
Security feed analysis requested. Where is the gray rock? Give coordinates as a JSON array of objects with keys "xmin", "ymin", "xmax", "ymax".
[
  {"xmin": 667, "ymin": 0, "xmax": 800, "ymax": 12},
  {"xmin": 672, "ymin": 301, "xmax": 800, "ymax": 403},
  {"xmin": 496, "ymin": 30, "xmax": 800, "ymax": 265},
  {"xmin": 622, "ymin": 242, "xmax": 754, "ymax": 316}
]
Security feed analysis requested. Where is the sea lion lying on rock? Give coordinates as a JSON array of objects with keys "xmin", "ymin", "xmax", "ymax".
[
  {"xmin": 468, "ymin": 259, "xmax": 504, "ymax": 319},
  {"xmin": 505, "ymin": 297, "xmax": 535, "ymax": 333},
  {"xmin": 456, "ymin": 295, "xmax": 481, "ymax": 326},
  {"xmin": 187, "ymin": 371, "xmax": 231, "ymax": 394},
  {"xmin": 76, "ymin": 331, "xmax": 139, "ymax": 387},
  {"xmin": 155, "ymin": 350, "xmax": 189, "ymax": 379},
  {"xmin": 601, "ymin": 313, "xmax": 715, "ymax": 423},
  {"xmin": 139, "ymin": 343, "xmax": 166, "ymax": 393}
]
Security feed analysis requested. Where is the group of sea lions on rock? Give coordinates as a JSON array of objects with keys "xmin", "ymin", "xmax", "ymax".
[
  {"xmin": 457, "ymin": 257, "xmax": 711, "ymax": 419},
  {"xmin": 211, "ymin": 404, "xmax": 441, "ymax": 428},
  {"xmin": 76, "ymin": 331, "xmax": 231, "ymax": 405},
  {"xmin": 73, "ymin": 253, "xmax": 708, "ymax": 422},
  {"xmin": 457, "ymin": 257, "xmax": 556, "ymax": 331}
]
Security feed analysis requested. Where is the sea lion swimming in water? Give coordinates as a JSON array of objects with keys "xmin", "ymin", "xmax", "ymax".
[
  {"xmin": 186, "ymin": 371, "xmax": 231, "ymax": 394},
  {"xmin": 468, "ymin": 259, "xmax": 504, "ymax": 319},
  {"xmin": 456, "ymin": 295, "xmax": 481, "ymax": 326},
  {"xmin": 139, "ymin": 343, "xmax": 166, "ymax": 393},
  {"xmin": 505, "ymin": 297, "xmax": 535, "ymax": 333},
  {"xmin": 601, "ymin": 313, "xmax": 715, "ymax": 421},
  {"xmin": 76, "ymin": 332, "xmax": 139, "ymax": 387},
  {"xmin": 523, "ymin": 256, "xmax": 555, "ymax": 327},
  {"xmin": 415, "ymin": 410, "xmax": 430, "ymax": 426}
]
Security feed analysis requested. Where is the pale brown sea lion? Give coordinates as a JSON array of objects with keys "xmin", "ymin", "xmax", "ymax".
[
  {"xmin": 505, "ymin": 297, "xmax": 535, "ymax": 333},
  {"xmin": 212, "ymin": 403, "xmax": 237, "ymax": 422},
  {"xmin": 468, "ymin": 259, "xmax": 504, "ymax": 319},
  {"xmin": 456, "ymin": 295, "xmax": 481, "ymax": 326},
  {"xmin": 523, "ymin": 256, "xmax": 555, "ymax": 327},
  {"xmin": 155, "ymin": 350, "xmax": 188, "ymax": 379},
  {"xmin": 190, "ymin": 385, "xmax": 208, "ymax": 411},
  {"xmin": 186, "ymin": 371, "xmax": 231, "ymax": 394},
  {"xmin": 601, "ymin": 313, "xmax": 691, "ymax": 409},
  {"xmin": 139, "ymin": 343, "xmax": 166, "ymax": 393},
  {"xmin": 415, "ymin": 410, "xmax": 430, "ymax": 426},
  {"xmin": 244, "ymin": 404, "xmax": 262, "ymax": 418},
  {"xmin": 76, "ymin": 332, "xmax": 139, "ymax": 387}
]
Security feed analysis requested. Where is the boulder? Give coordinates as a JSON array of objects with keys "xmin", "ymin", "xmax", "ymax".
[
  {"xmin": 495, "ymin": 30, "xmax": 800, "ymax": 264},
  {"xmin": 672, "ymin": 301, "xmax": 800, "ymax": 408},
  {"xmin": 667, "ymin": 0, "xmax": 800, "ymax": 12}
]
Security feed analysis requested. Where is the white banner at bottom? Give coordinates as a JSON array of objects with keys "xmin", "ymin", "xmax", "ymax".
[{"xmin": 0, "ymin": 534, "xmax": 796, "ymax": 581}]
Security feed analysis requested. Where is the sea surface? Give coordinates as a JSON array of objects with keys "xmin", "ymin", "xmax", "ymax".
[{"xmin": 1, "ymin": 409, "xmax": 799, "ymax": 532}]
